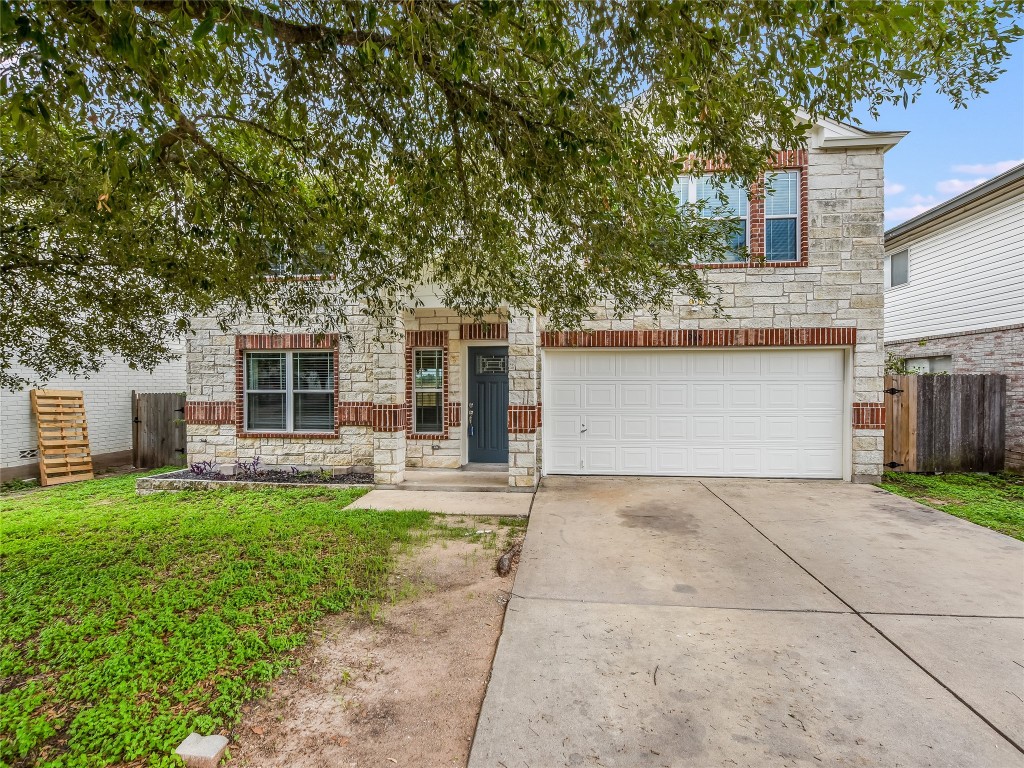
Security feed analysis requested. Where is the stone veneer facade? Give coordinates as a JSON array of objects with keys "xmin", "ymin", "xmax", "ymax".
[
  {"xmin": 185, "ymin": 144, "xmax": 888, "ymax": 486},
  {"xmin": 885, "ymin": 324, "xmax": 1024, "ymax": 470}
]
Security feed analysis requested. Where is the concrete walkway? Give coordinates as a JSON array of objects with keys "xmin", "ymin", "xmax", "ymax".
[
  {"xmin": 470, "ymin": 477, "xmax": 1024, "ymax": 767},
  {"xmin": 344, "ymin": 489, "xmax": 533, "ymax": 517}
]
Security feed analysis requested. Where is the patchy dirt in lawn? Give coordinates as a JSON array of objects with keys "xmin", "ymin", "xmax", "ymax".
[{"xmin": 228, "ymin": 518, "xmax": 523, "ymax": 768}]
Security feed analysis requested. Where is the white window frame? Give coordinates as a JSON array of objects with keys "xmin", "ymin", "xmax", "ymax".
[
  {"xmin": 763, "ymin": 170, "xmax": 801, "ymax": 263},
  {"xmin": 885, "ymin": 248, "xmax": 910, "ymax": 290},
  {"xmin": 243, "ymin": 350, "xmax": 335, "ymax": 433},
  {"xmin": 677, "ymin": 175, "xmax": 750, "ymax": 262},
  {"xmin": 412, "ymin": 348, "xmax": 444, "ymax": 434}
]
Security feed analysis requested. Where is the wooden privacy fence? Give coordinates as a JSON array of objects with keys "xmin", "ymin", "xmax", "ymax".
[
  {"xmin": 30, "ymin": 389, "xmax": 94, "ymax": 486},
  {"xmin": 884, "ymin": 374, "xmax": 1006, "ymax": 473},
  {"xmin": 132, "ymin": 392, "xmax": 187, "ymax": 469}
]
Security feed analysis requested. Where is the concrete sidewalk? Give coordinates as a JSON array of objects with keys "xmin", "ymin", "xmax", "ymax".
[{"xmin": 469, "ymin": 477, "xmax": 1024, "ymax": 767}]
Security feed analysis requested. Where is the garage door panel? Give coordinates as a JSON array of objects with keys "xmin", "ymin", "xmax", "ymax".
[
  {"xmin": 766, "ymin": 353, "xmax": 801, "ymax": 376},
  {"xmin": 727, "ymin": 417, "xmax": 761, "ymax": 441},
  {"xmin": 586, "ymin": 415, "xmax": 616, "ymax": 441},
  {"xmin": 619, "ymin": 385, "xmax": 652, "ymax": 408},
  {"xmin": 765, "ymin": 384, "xmax": 799, "ymax": 409},
  {"xmin": 692, "ymin": 448, "xmax": 726, "ymax": 473},
  {"xmin": 620, "ymin": 447, "xmax": 653, "ymax": 472},
  {"xmin": 584, "ymin": 384, "xmax": 616, "ymax": 408},
  {"xmin": 548, "ymin": 415, "xmax": 582, "ymax": 440},
  {"xmin": 727, "ymin": 384, "xmax": 761, "ymax": 409},
  {"xmin": 544, "ymin": 349, "xmax": 844, "ymax": 479},
  {"xmin": 550, "ymin": 384, "xmax": 582, "ymax": 409},
  {"xmin": 619, "ymin": 354, "xmax": 652, "ymax": 377},
  {"xmin": 655, "ymin": 448, "xmax": 688, "ymax": 473},
  {"xmin": 547, "ymin": 445, "xmax": 582, "ymax": 473},
  {"xmin": 620, "ymin": 416, "xmax": 653, "ymax": 440},
  {"xmin": 584, "ymin": 354, "xmax": 616, "ymax": 377},
  {"xmin": 693, "ymin": 384, "xmax": 724, "ymax": 408},
  {"xmin": 656, "ymin": 417, "xmax": 688, "ymax": 440},
  {"xmin": 656, "ymin": 355, "xmax": 689, "ymax": 376},
  {"xmin": 803, "ymin": 383, "xmax": 843, "ymax": 410},
  {"xmin": 726, "ymin": 449, "xmax": 761, "ymax": 474},
  {"xmin": 656, "ymin": 384, "xmax": 688, "ymax": 408},
  {"xmin": 584, "ymin": 446, "xmax": 616, "ymax": 472}
]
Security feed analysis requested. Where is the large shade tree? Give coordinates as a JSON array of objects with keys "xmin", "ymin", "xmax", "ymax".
[{"xmin": 2, "ymin": 0, "xmax": 1021, "ymax": 388}]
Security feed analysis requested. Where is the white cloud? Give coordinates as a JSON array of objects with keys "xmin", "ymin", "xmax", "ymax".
[
  {"xmin": 950, "ymin": 159, "xmax": 1023, "ymax": 176},
  {"xmin": 886, "ymin": 204, "xmax": 936, "ymax": 225},
  {"xmin": 884, "ymin": 181, "xmax": 906, "ymax": 195},
  {"xmin": 935, "ymin": 177, "xmax": 987, "ymax": 195},
  {"xmin": 909, "ymin": 194, "xmax": 938, "ymax": 206}
]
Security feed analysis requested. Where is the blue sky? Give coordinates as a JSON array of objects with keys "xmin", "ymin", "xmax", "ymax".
[{"xmin": 852, "ymin": 40, "xmax": 1024, "ymax": 228}]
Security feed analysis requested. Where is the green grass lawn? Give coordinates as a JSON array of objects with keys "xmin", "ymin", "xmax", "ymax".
[
  {"xmin": 0, "ymin": 472, "xmax": 438, "ymax": 767},
  {"xmin": 880, "ymin": 472, "xmax": 1024, "ymax": 540}
]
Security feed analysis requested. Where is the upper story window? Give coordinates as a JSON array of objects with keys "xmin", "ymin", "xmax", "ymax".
[
  {"xmin": 764, "ymin": 171, "xmax": 800, "ymax": 262},
  {"xmin": 412, "ymin": 349, "xmax": 444, "ymax": 433},
  {"xmin": 885, "ymin": 249, "xmax": 909, "ymax": 289},
  {"xmin": 675, "ymin": 176, "xmax": 749, "ymax": 262},
  {"xmin": 244, "ymin": 351, "xmax": 334, "ymax": 432}
]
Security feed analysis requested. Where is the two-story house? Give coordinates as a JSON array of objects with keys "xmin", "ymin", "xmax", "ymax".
[
  {"xmin": 184, "ymin": 117, "xmax": 905, "ymax": 487},
  {"xmin": 884, "ymin": 163, "xmax": 1024, "ymax": 470}
]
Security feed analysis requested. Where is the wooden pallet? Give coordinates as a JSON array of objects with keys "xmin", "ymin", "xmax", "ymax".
[{"xmin": 30, "ymin": 389, "xmax": 94, "ymax": 486}]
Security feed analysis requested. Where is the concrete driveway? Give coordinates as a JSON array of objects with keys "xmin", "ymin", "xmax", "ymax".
[{"xmin": 469, "ymin": 477, "xmax": 1024, "ymax": 768}]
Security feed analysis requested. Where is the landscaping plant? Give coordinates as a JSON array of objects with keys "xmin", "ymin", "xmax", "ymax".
[{"xmin": 0, "ymin": 472, "xmax": 431, "ymax": 767}]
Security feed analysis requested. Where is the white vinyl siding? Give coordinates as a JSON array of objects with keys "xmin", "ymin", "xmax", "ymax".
[
  {"xmin": 884, "ymin": 191, "xmax": 1024, "ymax": 342},
  {"xmin": 543, "ymin": 349, "xmax": 845, "ymax": 479}
]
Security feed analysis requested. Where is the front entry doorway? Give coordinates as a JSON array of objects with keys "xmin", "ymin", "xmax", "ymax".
[{"xmin": 468, "ymin": 346, "xmax": 510, "ymax": 463}]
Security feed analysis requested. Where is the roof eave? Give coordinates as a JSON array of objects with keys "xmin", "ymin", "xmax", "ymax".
[{"xmin": 819, "ymin": 132, "xmax": 908, "ymax": 151}]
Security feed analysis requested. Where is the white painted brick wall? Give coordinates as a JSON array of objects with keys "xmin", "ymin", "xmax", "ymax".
[{"xmin": 1, "ymin": 348, "xmax": 186, "ymax": 470}]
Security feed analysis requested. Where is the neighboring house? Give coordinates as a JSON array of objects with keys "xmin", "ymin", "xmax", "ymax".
[
  {"xmin": 0, "ymin": 352, "xmax": 186, "ymax": 482},
  {"xmin": 883, "ymin": 162, "xmax": 1024, "ymax": 470},
  {"xmin": 185, "ymin": 118, "xmax": 905, "ymax": 487}
]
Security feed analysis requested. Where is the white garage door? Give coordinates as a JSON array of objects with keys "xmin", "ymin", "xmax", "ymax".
[{"xmin": 543, "ymin": 349, "xmax": 845, "ymax": 478}]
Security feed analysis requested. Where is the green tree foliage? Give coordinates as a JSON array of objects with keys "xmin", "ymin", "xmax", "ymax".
[{"xmin": 1, "ymin": 1, "xmax": 1021, "ymax": 387}]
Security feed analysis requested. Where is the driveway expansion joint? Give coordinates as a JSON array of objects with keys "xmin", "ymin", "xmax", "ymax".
[
  {"xmin": 699, "ymin": 481, "xmax": 1024, "ymax": 757},
  {"xmin": 508, "ymin": 592, "xmax": 854, "ymax": 614}
]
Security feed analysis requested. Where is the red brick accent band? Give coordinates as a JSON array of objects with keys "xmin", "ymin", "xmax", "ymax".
[
  {"xmin": 853, "ymin": 403, "xmax": 886, "ymax": 430},
  {"xmin": 337, "ymin": 401, "xmax": 373, "ymax": 427},
  {"xmin": 508, "ymin": 404, "xmax": 542, "ymax": 434},
  {"xmin": 236, "ymin": 333, "xmax": 337, "ymax": 350},
  {"xmin": 406, "ymin": 330, "xmax": 450, "ymax": 440},
  {"xmin": 372, "ymin": 403, "xmax": 407, "ymax": 432},
  {"xmin": 185, "ymin": 401, "xmax": 235, "ymax": 425},
  {"xmin": 541, "ymin": 327, "xmax": 857, "ymax": 348},
  {"xmin": 445, "ymin": 401, "xmax": 462, "ymax": 428},
  {"xmin": 460, "ymin": 322, "xmax": 509, "ymax": 340},
  {"xmin": 405, "ymin": 330, "xmax": 449, "ymax": 347},
  {"xmin": 235, "ymin": 334, "xmax": 340, "ymax": 439}
]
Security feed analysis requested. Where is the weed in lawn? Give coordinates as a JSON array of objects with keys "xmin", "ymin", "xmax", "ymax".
[
  {"xmin": 0, "ymin": 473, "xmax": 434, "ymax": 768},
  {"xmin": 880, "ymin": 472, "xmax": 1024, "ymax": 540}
]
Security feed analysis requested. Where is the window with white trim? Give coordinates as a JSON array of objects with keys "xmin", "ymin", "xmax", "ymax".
[
  {"xmin": 905, "ymin": 355, "xmax": 952, "ymax": 374},
  {"xmin": 674, "ymin": 175, "xmax": 749, "ymax": 262},
  {"xmin": 412, "ymin": 349, "xmax": 443, "ymax": 433},
  {"xmin": 244, "ymin": 351, "xmax": 334, "ymax": 432},
  {"xmin": 764, "ymin": 171, "xmax": 800, "ymax": 262},
  {"xmin": 885, "ymin": 249, "xmax": 909, "ymax": 288}
]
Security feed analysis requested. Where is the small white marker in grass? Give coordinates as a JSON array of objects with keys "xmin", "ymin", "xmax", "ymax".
[{"xmin": 174, "ymin": 733, "xmax": 228, "ymax": 768}]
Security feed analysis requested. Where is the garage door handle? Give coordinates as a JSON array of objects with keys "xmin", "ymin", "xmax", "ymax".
[{"xmin": 580, "ymin": 425, "xmax": 587, "ymax": 433}]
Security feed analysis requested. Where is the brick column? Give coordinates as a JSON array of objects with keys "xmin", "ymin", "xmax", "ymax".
[
  {"xmin": 507, "ymin": 310, "xmax": 540, "ymax": 488},
  {"xmin": 372, "ymin": 315, "xmax": 407, "ymax": 485}
]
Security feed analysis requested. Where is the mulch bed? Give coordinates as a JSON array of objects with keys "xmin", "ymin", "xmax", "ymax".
[{"xmin": 164, "ymin": 469, "xmax": 375, "ymax": 485}]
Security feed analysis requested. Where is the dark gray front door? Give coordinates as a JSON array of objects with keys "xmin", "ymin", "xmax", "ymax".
[{"xmin": 468, "ymin": 346, "xmax": 509, "ymax": 463}]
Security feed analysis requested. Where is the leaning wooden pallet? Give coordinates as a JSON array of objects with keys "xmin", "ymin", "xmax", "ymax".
[{"xmin": 30, "ymin": 389, "xmax": 94, "ymax": 486}]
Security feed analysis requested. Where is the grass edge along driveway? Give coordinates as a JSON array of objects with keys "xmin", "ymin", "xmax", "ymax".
[
  {"xmin": 879, "ymin": 471, "xmax": 1024, "ymax": 541},
  {"xmin": 0, "ymin": 472, "xmax": 449, "ymax": 768}
]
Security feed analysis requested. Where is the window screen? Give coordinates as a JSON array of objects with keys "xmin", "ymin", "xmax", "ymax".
[
  {"xmin": 413, "ymin": 349, "xmax": 444, "ymax": 433},
  {"xmin": 696, "ymin": 176, "xmax": 749, "ymax": 260},
  {"xmin": 245, "ymin": 351, "xmax": 334, "ymax": 432},
  {"xmin": 764, "ymin": 171, "xmax": 799, "ymax": 262},
  {"xmin": 887, "ymin": 250, "xmax": 909, "ymax": 288}
]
